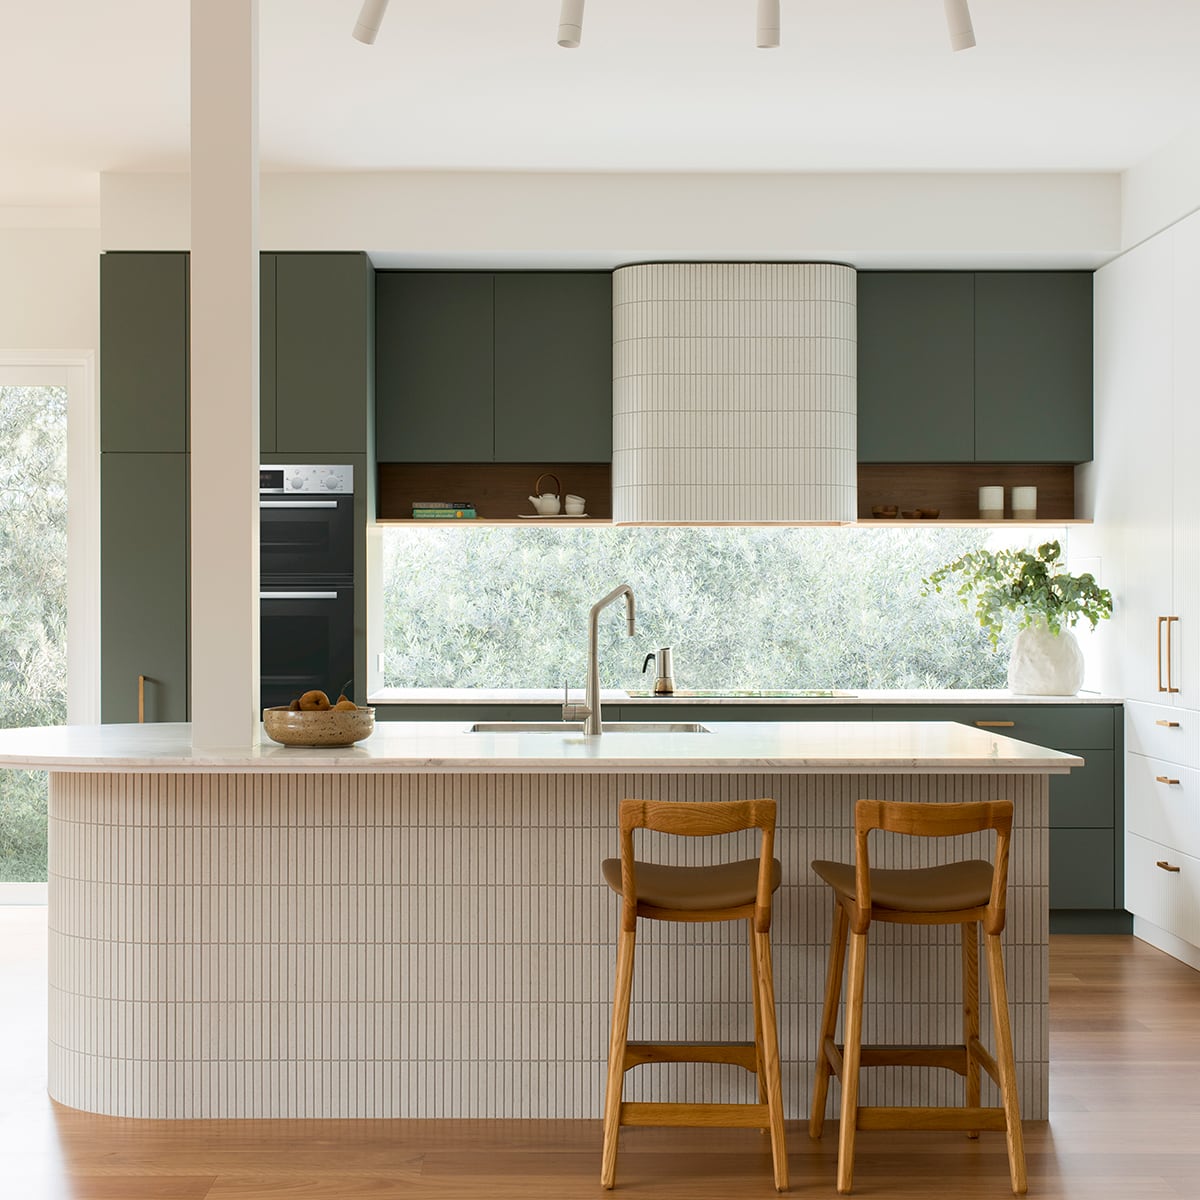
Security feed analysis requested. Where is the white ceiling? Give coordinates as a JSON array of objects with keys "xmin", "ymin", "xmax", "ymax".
[{"xmin": 3, "ymin": 0, "xmax": 1200, "ymax": 207}]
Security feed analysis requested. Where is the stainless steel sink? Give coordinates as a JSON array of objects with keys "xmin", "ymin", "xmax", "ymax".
[{"xmin": 468, "ymin": 721, "xmax": 711, "ymax": 734}]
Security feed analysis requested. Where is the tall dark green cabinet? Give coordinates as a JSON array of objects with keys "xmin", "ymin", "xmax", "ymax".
[
  {"xmin": 101, "ymin": 250, "xmax": 374, "ymax": 722},
  {"xmin": 100, "ymin": 252, "xmax": 191, "ymax": 722}
]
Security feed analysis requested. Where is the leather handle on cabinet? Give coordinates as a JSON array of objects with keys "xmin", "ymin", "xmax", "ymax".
[
  {"xmin": 1156, "ymin": 719, "xmax": 1181, "ymax": 728},
  {"xmin": 1156, "ymin": 860, "xmax": 1181, "ymax": 873},
  {"xmin": 1155, "ymin": 775, "xmax": 1181, "ymax": 785},
  {"xmin": 1157, "ymin": 616, "xmax": 1167, "ymax": 692},
  {"xmin": 976, "ymin": 720, "xmax": 1015, "ymax": 728},
  {"xmin": 1166, "ymin": 616, "xmax": 1180, "ymax": 693},
  {"xmin": 138, "ymin": 674, "xmax": 146, "ymax": 724}
]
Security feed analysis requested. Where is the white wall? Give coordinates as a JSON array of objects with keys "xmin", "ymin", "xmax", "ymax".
[
  {"xmin": 101, "ymin": 170, "xmax": 1122, "ymax": 268},
  {"xmin": 0, "ymin": 214, "xmax": 99, "ymax": 350},
  {"xmin": 1122, "ymin": 126, "xmax": 1200, "ymax": 251}
]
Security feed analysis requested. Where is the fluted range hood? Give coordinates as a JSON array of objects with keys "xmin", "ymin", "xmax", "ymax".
[{"xmin": 611, "ymin": 263, "xmax": 857, "ymax": 524}]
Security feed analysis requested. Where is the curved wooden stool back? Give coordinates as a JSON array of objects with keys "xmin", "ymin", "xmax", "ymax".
[
  {"xmin": 602, "ymin": 798, "xmax": 788, "ymax": 1192},
  {"xmin": 809, "ymin": 798, "xmax": 1026, "ymax": 1195}
]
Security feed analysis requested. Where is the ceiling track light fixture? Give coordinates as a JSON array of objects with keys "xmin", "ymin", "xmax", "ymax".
[
  {"xmin": 558, "ymin": 0, "xmax": 585, "ymax": 48},
  {"xmin": 352, "ymin": 0, "xmax": 390, "ymax": 45},
  {"xmin": 757, "ymin": 0, "xmax": 780, "ymax": 49},
  {"xmin": 944, "ymin": 0, "xmax": 976, "ymax": 51},
  {"xmin": 557, "ymin": 0, "xmax": 778, "ymax": 49}
]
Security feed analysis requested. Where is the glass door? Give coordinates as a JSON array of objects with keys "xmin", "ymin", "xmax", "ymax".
[{"xmin": 0, "ymin": 355, "xmax": 95, "ymax": 901}]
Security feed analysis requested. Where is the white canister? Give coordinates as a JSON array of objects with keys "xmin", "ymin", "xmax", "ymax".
[
  {"xmin": 1012, "ymin": 486, "xmax": 1038, "ymax": 521},
  {"xmin": 979, "ymin": 486, "xmax": 1004, "ymax": 520}
]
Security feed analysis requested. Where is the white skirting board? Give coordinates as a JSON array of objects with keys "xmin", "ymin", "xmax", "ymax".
[{"xmin": 48, "ymin": 770, "xmax": 1048, "ymax": 1119}]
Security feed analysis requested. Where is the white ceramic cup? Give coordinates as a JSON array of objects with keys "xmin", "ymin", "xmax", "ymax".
[
  {"xmin": 1012, "ymin": 486, "xmax": 1037, "ymax": 520},
  {"xmin": 565, "ymin": 494, "xmax": 586, "ymax": 515},
  {"xmin": 979, "ymin": 485, "xmax": 1004, "ymax": 519}
]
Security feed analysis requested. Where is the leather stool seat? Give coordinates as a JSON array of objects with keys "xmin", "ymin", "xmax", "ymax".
[
  {"xmin": 602, "ymin": 856, "xmax": 782, "ymax": 911},
  {"xmin": 811, "ymin": 859, "xmax": 993, "ymax": 913}
]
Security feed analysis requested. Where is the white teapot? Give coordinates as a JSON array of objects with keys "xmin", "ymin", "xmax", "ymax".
[{"xmin": 529, "ymin": 472, "xmax": 561, "ymax": 515}]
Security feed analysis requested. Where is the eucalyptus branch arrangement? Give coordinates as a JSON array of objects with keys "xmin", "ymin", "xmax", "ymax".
[{"xmin": 922, "ymin": 540, "xmax": 1113, "ymax": 650}]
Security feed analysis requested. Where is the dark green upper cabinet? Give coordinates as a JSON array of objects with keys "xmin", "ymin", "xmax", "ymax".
[
  {"xmin": 273, "ymin": 253, "xmax": 372, "ymax": 456},
  {"xmin": 100, "ymin": 253, "xmax": 189, "ymax": 452},
  {"xmin": 974, "ymin": 272, "xmax": 1094, "ymax": 463},
  {"xmin": 375, "ymin": 272, "xmax": 494, "ymax": 462},
  {"xmin": 101, "ymin": 452, "xmax": 189, "ymax": 723},
  {"xmin": 260, "ymin": 253, "xmax": 277, "ymax": 453},
  {"xmin": 493, "ymin": 273, "xmax": 613, "ymax": 462},
  {"xmin": 856, "ymin": 273, "xmax": 975, "ymax": 462},
  {"xmin": 375, "ymin": 271, "xmax": 614, "ymax": 463}
]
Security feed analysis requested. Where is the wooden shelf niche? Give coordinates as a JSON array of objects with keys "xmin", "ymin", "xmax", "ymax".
[
  {"xmin": 856, "ymin": 463, "xmax": 1083, "ymax": 523},
  {"xmin": 377, "ymin": 462, "xmax": 613, "ymax": 523}
]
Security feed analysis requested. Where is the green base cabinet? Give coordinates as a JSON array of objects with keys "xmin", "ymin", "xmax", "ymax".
[{"xmin": 100, "ymin": 453, "xmax": 189, "ymax": 723}]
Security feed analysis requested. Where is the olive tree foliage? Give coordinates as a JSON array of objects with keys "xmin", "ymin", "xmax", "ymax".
[
  {"xmin": 381, "ymin": 526, "xmax": 1039, "ymax": 692},
  {"xmin": 0, "ymin": 385, "xmax": 67, "ymax": 883}
]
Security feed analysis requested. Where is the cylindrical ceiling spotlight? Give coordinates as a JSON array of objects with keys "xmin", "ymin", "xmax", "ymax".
[
  {"xmin": 558, "ymin": 0, "xmax": 585, "ymax": 47},
  {"xmin": 943, "ymin": 0, "xmax": 976, "ymax": 51},
  {"xmin": 757, "ymin": 0, "xmax": 780, "ymax": 48},
  {"xmin": 352, "ymin": 0, "xmax": 390, "ymax": 44}
]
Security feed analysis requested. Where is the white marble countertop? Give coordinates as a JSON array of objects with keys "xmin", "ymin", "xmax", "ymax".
[
  {"xmin": 368, "ymin": 687, "xmax": 1120, "ymax": 706},
  {"xmin": 0, "ymin": 720, "xmax": 1083, "ymax": 775}
]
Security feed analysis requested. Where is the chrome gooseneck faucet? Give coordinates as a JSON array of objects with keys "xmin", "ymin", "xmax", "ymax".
[{"xmin": 563, "ymin": 584, "xmax": 636, "ymax": 735}]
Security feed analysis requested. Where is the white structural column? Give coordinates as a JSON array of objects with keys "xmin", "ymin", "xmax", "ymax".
[{"xmin": 190, "ymin": 0, "xmax": 261, "ymax": 747}]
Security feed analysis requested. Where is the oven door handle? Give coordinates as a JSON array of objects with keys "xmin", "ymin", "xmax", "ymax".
[
  {"xmin": 260, "ymin": 591, "xmax": 340, "ymax": 600},
  {"xmin": 259, "ymin": 500, "xmax": 340, "ymax": 509}
]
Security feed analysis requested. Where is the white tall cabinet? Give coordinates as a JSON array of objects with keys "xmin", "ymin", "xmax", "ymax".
[{"xmin": 1085, "ymin": 209, "xmax": 1200, "ymax": 968}]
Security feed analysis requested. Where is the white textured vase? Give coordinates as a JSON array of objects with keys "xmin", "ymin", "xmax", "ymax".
[{"xmin": 1007, "ymin": 620, "xmax": 1085, "ymax": 696}]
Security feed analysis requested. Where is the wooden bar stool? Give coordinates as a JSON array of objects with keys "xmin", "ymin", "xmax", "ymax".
[
  {"xmin": 600, "ymin": 798, "xmax": 788, "ymax": 1191},
  {"xmin": 808, "ymin": 798, "xmax": 1026, "ymax": 1195}
]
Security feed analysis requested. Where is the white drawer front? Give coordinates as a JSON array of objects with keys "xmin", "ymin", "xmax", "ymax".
[
  {"xmin": 1126, "ymin": 701, "xmax": 1200, "ymax": 769},
  {"xmin": 1126, "ymin": 832, "xmax": 1200, "ymax": 949},
  {"xmin": 1126, "ymin": 753, "xmax": 1200, "ymax": 855}
]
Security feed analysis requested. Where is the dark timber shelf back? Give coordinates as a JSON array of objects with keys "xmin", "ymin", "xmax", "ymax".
[
  {"xmin": 857, "ymin": 463, "xmax": 1077, "ymax": 521},
  {"xmin": 377, "ymin": 462, "xmax": 613, "ymax": 521}
]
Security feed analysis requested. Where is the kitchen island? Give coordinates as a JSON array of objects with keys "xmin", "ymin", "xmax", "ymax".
[{"xmin": 0, "ymin": 720, "xmax": 1077, "ymax": 1121}]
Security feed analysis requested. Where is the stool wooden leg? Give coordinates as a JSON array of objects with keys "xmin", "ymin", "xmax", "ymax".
[
  {"xmin": 753, "ymin": 928, "xmax": 789, "ymax": 1192},
  {"xmin": 836, "ymin": 929, "xmax": 868, "ymax": 1196},
  {"xmin": 962, "ymin": 921, "xmax": 981, "ymax": 1139},
  {"xmin": 749, "ymin": 918, "xmax": 767, "ymax": 1107},
  {"xmin": 810, "ymin": 901, "xmax": 849, "ymax": 1141},
  {"xmin": 601, "ymin": 927, "xmax": 637, "ymax": 1190},
  {"xmin": 984, "ymin": 933, "xmax": 1028, "ymax": 1195}
]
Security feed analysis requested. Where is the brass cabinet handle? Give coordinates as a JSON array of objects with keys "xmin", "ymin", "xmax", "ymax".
[
  {"xmin": 1157, "ymin": 616, "xmax": 1167, "ymax": 692},
  {"xmin": 1156, "ymin": 719, "xmax": 1181, "ymax": 728},
  {"xmin": 1155, "ymin": 775, "xmax": 1181, "ymax": 785},
  {"xmin": 975, "ymin": 720, "xmax": 1015, "ymax": 728},
  {"xmin": 1166, "ymin": 616, "xmax": 1180, "ymax": 693},
  {"xmin": 1156, "ymin": 860, "xmax": 1181, "ymax": 873},
  {"xmin": 138, "ymin": 674, "xmax": 146, "ymax": 724}
]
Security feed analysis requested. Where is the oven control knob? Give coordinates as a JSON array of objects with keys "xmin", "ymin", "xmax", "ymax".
[
  {"xmin": 324, "ymin": 476, "xmax": 340, "ymax": 490},
  {"xmin": 289, "ymin": 476, "xmax": 304, "ymax": 489}
]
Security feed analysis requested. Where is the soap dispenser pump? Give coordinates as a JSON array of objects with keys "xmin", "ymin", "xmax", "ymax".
[{"xmin": 642, "ymin": 647, "xmax": 676, "ymax": 695}]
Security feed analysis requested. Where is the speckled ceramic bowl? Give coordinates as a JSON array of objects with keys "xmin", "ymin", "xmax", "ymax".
[{"xmin": 262, "ymin": 705, "xmax": 375, "ymax": 747}]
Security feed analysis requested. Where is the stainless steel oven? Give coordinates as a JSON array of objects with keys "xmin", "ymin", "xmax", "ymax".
[
  {"xmin": 260, "ymin": 464, "xmax": 355, "ymax": 708},
  {"xmin": 259, "ymin": 465, "xmax": 354, "ymax": 580}
]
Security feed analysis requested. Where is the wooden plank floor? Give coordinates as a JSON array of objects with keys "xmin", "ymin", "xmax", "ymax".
[{"xmin": 2, "ymin": 908, "xmax": 1198, "ymax": 1198}]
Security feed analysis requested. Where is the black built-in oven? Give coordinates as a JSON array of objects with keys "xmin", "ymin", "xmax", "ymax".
[{"xmin": 259, "ymin": 465, "xmax": 355, "ymax": 709}]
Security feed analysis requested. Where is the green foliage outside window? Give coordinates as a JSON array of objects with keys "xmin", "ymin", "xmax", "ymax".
[
  {"xmin": 381, "ymin": 526, "xmax": 1051, "ymax": 693},
  {"xmin": 0, "ymin": 385, "xmax": 67, "ymax": 883}
]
